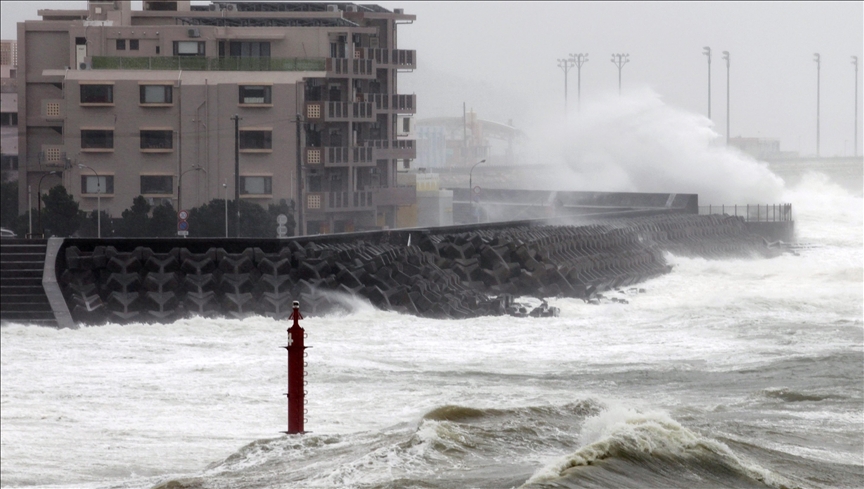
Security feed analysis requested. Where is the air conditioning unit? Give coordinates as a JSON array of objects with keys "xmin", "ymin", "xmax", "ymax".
[
  {"xmin": 79, "ymin": 62, "xmax": 91, "ymax": 70},
  {"xmin": 188, "ymin": 28, "xmax": 200, "ymax": 38},
  {"xmin": 394, "ymin": 8, "xmax": 404, "ymax": 14},
  {"xmin": 327, "ymin": 5, "xmax": 339, "ymax": 12},
  {"xmin": 346, "ymin": 5, "xmax": 358, "ymax": 12},
  {"xmin": 208, "ymin": 4, "xmax": 217, "ymax": 10}
]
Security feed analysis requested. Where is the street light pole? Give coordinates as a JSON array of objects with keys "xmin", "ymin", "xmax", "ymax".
[
  {"xmin": 231, "ymin": 114, "xmax": 241, "ymax": 237},
  {"xmin": 37, "ymin": 171, "xmax": 59, "ymax": 237},
  {"xmin": 853, "ymin": 56, "xmax": 859, "ymax": 157},
  {"xmin": 469, "ymin": 159, "xmax": 486, "ymax": 224},
  {"xmin": 178, "ymin": 165, "xmax": 205, "ymax": 214},
  {"xmin": 814, "ymin": 53, "xmax": 821, "ymax": 157},
  {"xmin": 558, "ymin": 58, "xmax": 576, "ymax": 118},
  {"xmin": 569, "ymin": 53, "xmax": 589, "ymax": 113},
  {"xmin": 723, "ymin": 51, "xmax": 730, "ymax": 145},
  {"xmin": 703, "ymin": 47, "xmax": 711, "ymax": 119},
  {"xmin": 223, "ymin": 180, "xmax": 228, "ymax": 238},
  {"xmin": 78, "ymin": 164, "xmax": 101, "ymax": 238},
  {"xmin": 611, "ymin": 53, "xmax": 630, "ymax": 95}
]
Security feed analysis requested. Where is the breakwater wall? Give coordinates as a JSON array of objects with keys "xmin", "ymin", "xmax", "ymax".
[{"xmin": 55, "ymin": 213, "xmax": 781, "ymax": 326}]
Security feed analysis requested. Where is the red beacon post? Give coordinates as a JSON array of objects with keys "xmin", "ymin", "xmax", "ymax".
[{"xmin": 282, "ymin": 301, "xmax": 307, "ymax": 435}]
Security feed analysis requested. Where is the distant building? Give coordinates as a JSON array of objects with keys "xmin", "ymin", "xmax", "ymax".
[
  {"xmin": 728, "ymin": 137, "xmax": 798, "ymax": 160},
  {"xmin": 1, "ymin": 40, "xmax": 17, "ymax": 180},
  {"xmin": 17, "ymin": 1, "xmax": 417, "ymax": 234},
  {"xmin": 416, "ymin": 110, "xmax": 525, "ymax": 170}
]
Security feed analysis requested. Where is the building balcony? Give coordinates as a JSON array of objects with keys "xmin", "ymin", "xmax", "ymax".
[
  {"xmin": 369, "ymin": 185, "xmax": 416, "ymax": 207},
  {"xmin": 304, "ymin": 146, "xmax": 374, "ymax": 167},
  {"xmin": 306, "ymin": 191, "xmax": 375, "ymax": 213},
  {"xmin": 304, "ymin": 101, "xmax": 376, "ymax": 122},
  {"xmin": 361, "ymin": 139, "xmax": 416, "ymax": 160},
  {"xmin": 368, "ymin": 94, "xmax": 416, "ymax": 114},
  {"xmin": 325, "ymin": 57, "xmax": 376, "ymax": 79},
  {"xmin": 91, "ymin": 56, "xmax": 325, "ymax": 71},
  {"xmin": 361, "ymin": 48, "xmax": 416, "ymax": 70}
]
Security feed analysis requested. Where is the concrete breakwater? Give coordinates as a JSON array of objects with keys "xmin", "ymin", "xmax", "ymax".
[{"xmin": 57, "ymin": 213, "xmax": 781, "ymax": 325}]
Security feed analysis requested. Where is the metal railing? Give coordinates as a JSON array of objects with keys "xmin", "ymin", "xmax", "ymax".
[
  {"xmin": 91, "ymin": 56, "xmax": 325, "ymax": 71},
  {"xmin": 699, "ymin": 203, "xmax": 792, "ymax": 222}
]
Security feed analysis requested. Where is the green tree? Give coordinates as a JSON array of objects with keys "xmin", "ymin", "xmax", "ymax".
[
  {"xmin": 0, "ymin": 174, "xmax": 18, "ymax": 229},
  {"xmin": 117, "ymin": 196, "xmax": 151, "ymax": 237},
  {"xmin": 188, "ymin": 198, "xmax": 230, "ymax": 237},
  {"xmin": 41, "ymin": 185, "xmax": 85, "ymax": 237},
  {"xmin": 147, "ymin": 202, "xmax": 177, "ymax": 237},
  {"xmin": 187, "ymin": 198, "xmax": 288, "ymax": 237},
  {"xmin": 78, "ymin": 209, "xmax": 114, "ymax": 237}
]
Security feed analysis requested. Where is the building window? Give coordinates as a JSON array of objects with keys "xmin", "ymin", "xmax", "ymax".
[
  {"xmin": 80, "ymin": 85, "xmax": 113, "ymax": 104},
  {"xmin": 81, "ymin": 130, "xmax": 114, "ymax": 149},
  {"xmin": 140, "ymin": 85, "xmax": 172, "ymax": 104},
  {"xmin": 116, "ymin": 39, "xmax": 126, "ymax": 50},
  {"xmin": 0, "ymin": 112, "xmax": 17, "ymax": 126},
  {"xmin": 129, "ymin": 39, "xmax": 139, "ymax": 50},
  {"xmin": 140, "ymin": 130, "xmax": 173, "ymax": 150},
  {"xmin": 81, "ymin": 175, "xmax": 114, "ymax": 194},
  {"xmin": 229, "ymin": 41, "xmax": 270, "ymax": 57},
  {"xmin": 239, "ymin": 130, "xmax": 272, "ymax": 150},
  {"xmin": 45, "ymin": 103, "xmax": 61, "ymax": 117},
  {"xmin": 43, "ymin": 147, "xmax": 61, "ymax": 163},
  {"xmin": 306, "ymin": 148, "xmax": 321, "ymax": 164},
  {"xmin": 1, "ymin": 155, "xmax": 19, "ymax": 170},
  {"xmin": 239, "ymin": 85, "xmax": 271, "ymax": 104},
  {"xmin": 240, "ymin": 176, "xmax": 272, "ymax": 195},
  {"xmin": 307, "ymin": 194, "xmax": 321, "ymax": 209},
  {"xmin": 140, "ymin": 175, "xmax": 173, "ymax": 195},
  {"xmin": 173, "ymin": 41, "xmax": 205, "ymax": 56},
  {"xmin": 306, "ymin": 104, "xmax": 321, "ymax": 119}
]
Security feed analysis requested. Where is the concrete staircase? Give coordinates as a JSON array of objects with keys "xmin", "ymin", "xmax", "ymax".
[{"xmin": 0, "ymin": 239, "xmax": 58, "ymax": 327}]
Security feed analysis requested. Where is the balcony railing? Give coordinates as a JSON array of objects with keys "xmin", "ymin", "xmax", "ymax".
[
  {"xmin": 326, "ymin": 191, "xmax": 374, "ymax": 210},
  {"xmin": 361, "ymin": 48, "xmax": 416, "ymax": 69},
  {"xmin": 305, "ymin": 146, "xmax": 374, "ymax": 166},
  {"xmin": 698, "ymin": 203, "xmax": 792, "ymax": 222},
  {"xmin": 369, "ymin": 94, "xmax": 416, "ymax": 113},
  {"xmin": 325, "ymin": 57, "xmax": 375, "ymax": 78},
  {"xmin": 369, "ymin": 186, "xmax": 415, "ymax": 207},
  {"xmin": 91, "ymin": 56, "xmax": 325, "ymax": 71},
  {"xmin": 361, "ymin": 139, "xmax": 416, "ymax": 159}
]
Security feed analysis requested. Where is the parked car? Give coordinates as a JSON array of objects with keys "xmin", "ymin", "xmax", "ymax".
[{"xmin": 1, "ymin": 227, "xmax": 17, "ymax": 238}]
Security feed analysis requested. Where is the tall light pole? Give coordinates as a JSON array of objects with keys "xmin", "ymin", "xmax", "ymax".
[
  {"xmin": 611, "ymin": 53, "xmax": 630, "ymax": 95},
  {"xmin": 223, "ymin": 180, "xmax": 228, "ymax": 238},
  {"xmin": 469, "ymin": 158, "xmax": 486, "ymax": 223},
  {"xmin": 231, "ymin": 114, "xmax": 242, "ymax": 237},
  {"xmin": 723, "ymin": 51, "xmax": 730, "ymax": 144},
  {"xmin": 814, "ymin": 53, "xmax": 821, "ymax": 157},
  {"xmin": 178, "ymin": 164, "xmax": 205, "ymax": 214},
  {"xmin": 853, "ymin": 56, "xmax": 859, "ymax": 157},
  {"xmin": 37, "ymin": 171, "xmax": 59, "ymax": 237},
  {"xmin": 569, "ymin": 53, "xmax": 589, "ymax": 112},
  {"xmin": 78, "ymin": 164, "xmax": 101, "ymax": 238},
  {"xmin": 558, "ymin": 57, "xmax": 576, "ymax": 118},
  {"xmin": 703, "ymin": 47, "xmax": 712, "ymax": 119}
]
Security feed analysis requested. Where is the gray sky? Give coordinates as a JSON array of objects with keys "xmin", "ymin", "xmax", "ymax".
[{"xmin": 1, "ymin": 1, "xmax": 861, "ymax": 160}]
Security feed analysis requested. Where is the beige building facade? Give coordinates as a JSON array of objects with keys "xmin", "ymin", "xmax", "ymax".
[{"xmin": 17, "ymin": 0, "xmax": 416, "ymax": 235}]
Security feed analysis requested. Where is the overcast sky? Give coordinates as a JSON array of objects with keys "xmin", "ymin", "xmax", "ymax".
[{"xmin": 2, "ymin": 1, "xmax": 862, "ymax": 161}]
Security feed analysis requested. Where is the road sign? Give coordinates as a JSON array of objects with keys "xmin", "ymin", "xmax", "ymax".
[
  {"xmin": 178, "ymin": 210, "xmax": 189, "ymax": 220},
  {"xmin": 277, "ymin": 214, "xmax": 288, "ymax": 225},
  {"xmin": 277, "ymin": 224, "xmax": 288, "ymax": 237},
  {"xmin": 177, "ymin": 230, "xmax": 189, "ymax": 236},
  {"xmin": 178, "ymin": 220, "xmax": 189, "ymax": 231},
  {"xmin": 473, "ymin": 186, "xmax": 482, "ymax": 195}
]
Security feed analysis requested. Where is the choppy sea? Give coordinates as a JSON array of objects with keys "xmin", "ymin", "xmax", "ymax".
[{"xmin": 1, "ymin": 171, "xmax": 862, "ymax": 489}]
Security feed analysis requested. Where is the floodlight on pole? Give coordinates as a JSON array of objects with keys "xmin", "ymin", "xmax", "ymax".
[
  {"xmin": 722, "ymin": 51, "xmax": 730, "ymax": 145},
  {"xmin": 558, "ymin": 58, "xmax": 576, "ymax": 118},
  {"xmin": 853, "ymin": 56, "xmax": 859, "ymax": 157},
  {"xmin": 569, "ymin": 53, "xmax": 589, "ymax": 112},
  {"xmin": 78, "ymin": 163, "xmax": 101, "ymax": 238},
  {"xmin": 703, "ymin": 46, "xmax": 711, "ymax": 119},
  {"xmin": 611, "ymin": 53, "xmax": 630, "ymax": 95},
  {"xmin": 814, "ymin": 53, "xmax": 821, "ymax": 157}
]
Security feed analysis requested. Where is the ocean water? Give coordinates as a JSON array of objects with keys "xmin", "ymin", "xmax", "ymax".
[{"xmin": 1, "ymin": 172, "xmax": 862, "ymax": 489}]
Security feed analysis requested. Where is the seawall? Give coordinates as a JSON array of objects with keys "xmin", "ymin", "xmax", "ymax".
[{"xmin": 54, "ymin": 213, "xmax": 782, "ymax": 326}]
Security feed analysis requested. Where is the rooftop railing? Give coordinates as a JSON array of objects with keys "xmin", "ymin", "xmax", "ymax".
[
  {"xmin": 91, "ymin": 56, "xmax": 325, "ymax": 71},
  {"xmin": 699, "ymin": 203, "xmax": 792, "ymax": 222}
]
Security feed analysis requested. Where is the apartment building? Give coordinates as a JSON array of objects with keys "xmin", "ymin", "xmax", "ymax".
[
  {"xmin": 1, "ymin": 40, "xmax": 17, "ymax": 179},
  {"xmin": 18, "ymin": 0, "xmax": 416, "ymax": 235}
]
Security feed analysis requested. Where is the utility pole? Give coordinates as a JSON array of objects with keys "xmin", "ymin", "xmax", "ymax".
[
  {"xmin": 703, "ymin": 47, "xmax": 712, "ymax": 119},
  {"xmin": 723, "ymin": 51, "xmax": 730, "ymax": 144},
  {"xmin": 296, "ymin": 113, "xmax": 304, "ymax": 236},
  {"xmin": 558, "ymin": 57, "xmax": 576, "ymax": 118},
  {"xmin": 611, "ymin": 53, "xmax": 630, "ymax": 95},
  {"xmin": 231, "ymin": 114, "xmax": 241, "ymax": 237},
  {"xmin": 814, "ymin": 53, "xmax": 821, "ymax": 157},
  {"xmin": 853, "ymin": 56, "xmax": 859, "ymax": 157},
  {"xmin": 569, "ymin": 53, "xmax": 589, "ymax": 112}
]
